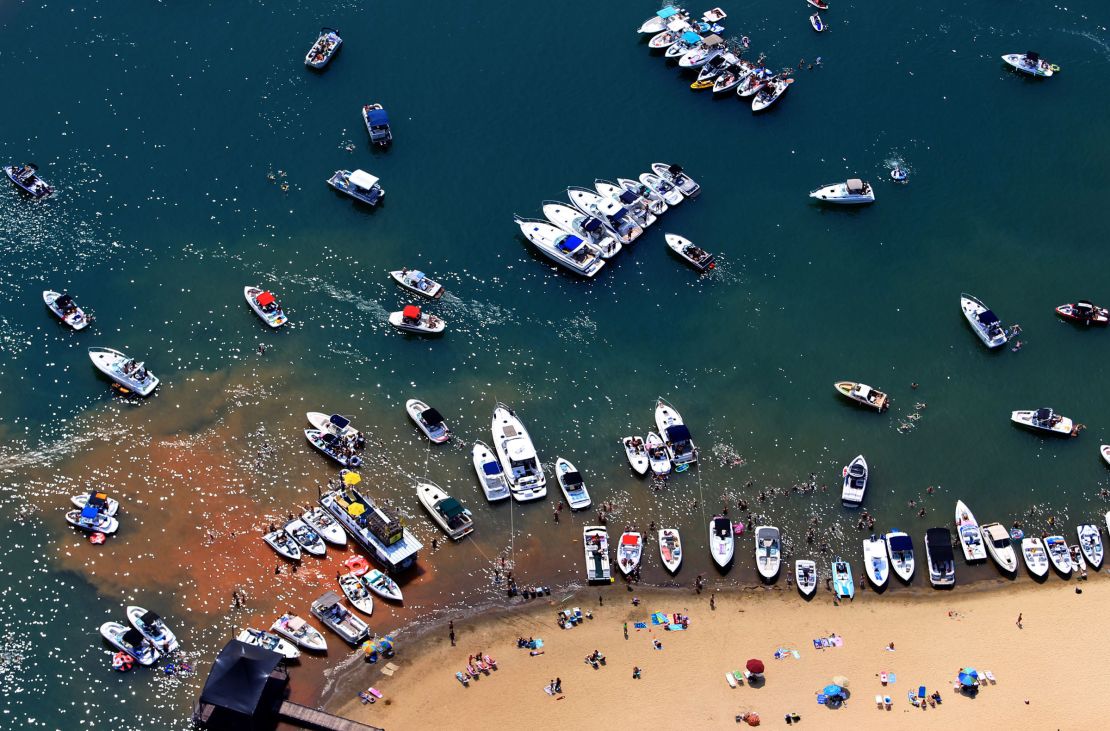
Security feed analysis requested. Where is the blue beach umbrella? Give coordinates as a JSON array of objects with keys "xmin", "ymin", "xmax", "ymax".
[
  {"xmin": 958, "ymin": 673, "xmax": 977, "ymax": 687},
  {"xmin": 822, "ymin": 684, "xmax": 844, "ymax": 697},
  {"xmin": 961, "ymin": 667, "xmax": 979, "ymax": 678}
]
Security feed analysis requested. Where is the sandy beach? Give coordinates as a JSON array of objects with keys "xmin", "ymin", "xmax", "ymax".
[{"xmin": 334, "ymin": 576, "xmax": 1109, "ymax": 729}]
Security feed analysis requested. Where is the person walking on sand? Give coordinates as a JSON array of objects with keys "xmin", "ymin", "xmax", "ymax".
[{"xmin": 1016, "ymin": 613, "xmax": 1022, "ymax": 629}]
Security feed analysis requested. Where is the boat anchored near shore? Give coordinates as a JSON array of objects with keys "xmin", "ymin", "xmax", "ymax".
[{"xmin": 88, "ymin": 347, "xmax": 159, "ymax": 396}]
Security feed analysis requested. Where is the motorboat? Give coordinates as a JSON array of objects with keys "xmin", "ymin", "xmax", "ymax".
[
  {"xmin": 638, "ymin": 5, "xmax": 685, "ymax": 34},
  {"xmin": 310, "ymin": 591, "xmax": 369, "ymax": 645},
  {"xmin": 262, "ymin": 529, "xmax": 301, "ymax": 561},
  {"xmin": 960, "ymin": 294, "xmax": 1007, "ymax": 348},
  {"xmin": 885, "ymin": 529, "xmax": 915, "ymax": 582},
  {"xmin": 407, "ymin": 398, "xmax": 451, "ymax": 443},
  {"xmin": 472, "ymin": 440, "xmax": 511, "ymax": 501},
  {"xmin": 566, "ymin": 188, "xmax": 644, "ymax": 243},
  {"xmin": 678, "ymin": 34, "xmax": 725, "ymax": 68},
  {"xmin": 841, "ymin": 455, "xmax": 868, "ymax": 506},
  {"xmin": 954, "ymin": 500, "xmax": 987, "ymax": 561},
  {"xmin": 417, "ymin": 481, "xmax": 474, "ymax": 540},
  {"xmin": 924, "ymin": 528, "xmax": 956, "ymax": 587},
  {"xmin": 754, "ymin": 525, "xmax": 781, "ymax": 580},
  {"xmin": 70, "ymin": 490, "xmax": 118, "ymax": 517},
  {"xmin": 621, "ymin": 436, "xmax": 650, "ymax": 476},
  {"xmin": 651, "ymin": 162, "xmax": 700, "ymax": 197},
  {"xmin": 863, "ymin": 535, "xmax": 890, "ymax": 588},
  {"xmin": 100, "ymin": 622, "xmax": 159, "ymax": 666},
  {"xmin": 655, "ymin": 398, "xmax": 697, "ymax": 466},
  {"xmin": 709, "ymin": 516, "xmax": 734, "ymax": 567},
  {"xmin": 307, "ymin": 411, "xmax": 358, "ymax": 438},
  {"xmin": 616, "ymin": 177, "xmax": 668, "ymax": 216},
  {"xmin": 237, "ymin": 628, "xmax": 300, "ymax": 660},
  {"xmin": 834, "ymin": 381, "xmax": 889, "ymax": 412},
  {"xmin": 1070, "ymin": 544, "xmax": 1087, "ymax": 574},
  {"xmin": 616, "ymin": 531, "xmax": 643, "ymax": 575},
  {"xmin": 645, "ymin": 431, "xmax": 672, "ymax": 475},
  {"xmin": 810, "ymin": 13, "xmax": 825, "ymax": 32},
  {"xmin": 1103, "ymin": 445, "xmax": 1110, "ymax": 467},
  {"xmin": 583, "ymin": 526, "xmax": 611, "ymax": 582},
  {"xmin": 809, "ymin": 178, "xmax": 875, "ymax": 204},
  {"xmin": 737, "ymin": 67, "xmax": 774, "ymax": 97},
  {"xmin": 305, "ymin": 27, "xmax": 342, "ymax": 68},
  {"xmin": 244, "ymin": 286, "xmax": 287, "ymax": 328},
  {"xmin": 514, "ymin": 216, "xmax": 605, "ymax": 277},
  {"xmin": 638, "ymin": 172, "xmax": 684, "ymax": 206},
  {"xmin": 88, "ymin": 347, "xmax": 159, "ymax": 396},
  {"xmin": 284, "ymin": 518, "xmax": 326, "ymax": 557},
  {"xmin": 1045, "ymin": 535, "xmax": 1071, "ymax": 574},
  {"xmin": 831, "ymin": 557, "xmax": 854, "ymax": 599},
  {"xmin": 1055, "ymin": 301, "xmax": 1108, "ymax": 325},
  {"xmin": 555, "ymin": 457, "xmax": 592, "ymax": 510},
  {"xmin": 301, "ymin": 506, "xmax": 347, "ymax": 546},
  {"xmin": 795, "ymin": 559, "xmax": 817, "ymax": 596},
  {"xmin": 362, "ymin": 104, "xmax": 392, "ymax": 146},
  {"xmin": 665, "ymin": 233, "xmax": 715, "ymax": 273},
  {"xmin": 808, "ymin": 0, "xmax": 829, "ymax": 8},
  {"xmin": 271, "ymin": 613, "xmax": 327, "ymax": 652},
  {"xmin": 752, "ymin": 77, "xmax": 791, "ymax": 112},
  {"xmin": 43, "ymin": 291, "xmax": 89, "ymax": 330},
  {"xmin": 695, "ymin": 52, "xmax": 736, "ymax": 83},
  {"xmin": 1020, "ymin": 537, "xmax": 1050, "ymax": 578},
  {"xmin": 364, "ymin": 569, "xmax": 403, "ymax": 602},
  {"xmin": 304, "ymin": 422, "xmax": 363, "ymax": 468},
  {"xmin": 712, "ymin": 60, "xmax": 753, "ymax": 94},
  {"xmin": 491, "ymin": 403, "xmax": 547, "ymax": 501},
  {"xmin": 390, "ymin": 269, "xmax": 444, "ymax": 299},
  {"xmin": 1011, "ymin": 408, "xmax": 1076, "ymax": 437},
  {"xmin": 1002, "ymin": 52, "xmax": 1056, "ymax": 77},
  {"xmin": 541, "ymin": 200, "xmax": 621, "ymax": 259},
  {"xmin": 5, "ymin": 163, "xmax": 53, "ymax": 197},
  {"xmin": 665, "ymin": 31, "xmax": 702, "ymax": 59},
  {"xmin": 389, "ymin": 305, "xmax": 445, "ymax": 334},
  {"xmin": 595, "ymin": 179, "xmax": 656, "ymax": 227},
  {"xmin": 338, "ymin": 572, "xmax": 375, "ymax": 615},
  {"xmin": 648, "ymin": 19, "xmax": 691, "ymax": 50},
  {"xmin": 659, "ymin": 528, "xmax": 682, "ymax": 573},
  {"xmin": 327, "ymin": 169, "xmax": 384, "ymax": 206},
  {"xmin": 126, "ymin": 606, "xmax": 179, "ymax": 653},
  {"xmin": 1077, "ymin": 524, "xmax": 1104, "ymax": 568},
  {"xmin": 65, "ymin": 506, "xmax": 119, "ymax": 534},
  {"xmin": 980, "ymin": 522, "xmax": 1018, "ymax": 573}
]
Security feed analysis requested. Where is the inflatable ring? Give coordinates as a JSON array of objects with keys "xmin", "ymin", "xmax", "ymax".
[
  {"xmin": 112, "ymin": 652, "xmax": 133, "ymax": 671},
  {"xmin": 891, "ymin": 168, "xmax": 907, "ymax": 181},
  {"xmin": 343, "ymin": 555, "xmax": 371, "ymax": 576},
  {"xmin": 1010, "ymin": 528, "xmax": 1024, "ymax": 541},
  {"xmin": 89, "ymin": 532, "xmax": 106, "ymax": 544},
  {"xmin": 675, "ymin": 463, "xmax": 689, "ymax": 473},
  {"xmin": 1050, "ymin": 64, "xmax": 1060, "ymax": 72}
]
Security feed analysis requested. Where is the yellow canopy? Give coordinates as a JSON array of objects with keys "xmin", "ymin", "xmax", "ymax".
[
  {"xmin": 343, "ymin": 471, "xmax": 362, "ymax": 485},
  {"xmin": 347, "ymin": 502, "xmax": 365, "ymax": 517}
]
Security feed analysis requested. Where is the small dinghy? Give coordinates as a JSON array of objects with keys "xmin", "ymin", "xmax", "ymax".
[
  {"xmin": 417, "ymin": 481, "xmax": 474, "ymax": 540},
  {"xmin": 810, "ymin": 13, "xmax": 825, "ymax": 32},
  {"xmin": 751, "ymin": 77, "xmax": 791, "ymax": 112},
  {"xmin": 244, "ymin": 286, "xmax": 287, "ymax": 328},
  {"xmin": 407, "ymin": 398, "xmax": 451, "ymax": 442},
  {"xmin": 44, "ymin": 290, "xmax": 89, "ymax": 330},
  {"xmin": 302, "ymin": 506, "xmax": 347, "ymax": 546},
  {"xmin": 263, "ymin": 529, "xmax": 301, "ymax": 561},
  {"xmin": 980, "ymin": 522, "xmax": 1018, "ymax": 573},
  {"xmin": 617, "ymin": 178, "xmax": 668, "ymax": 215},
  {"xmin": 834, "ymin": 381, "xmax": 889, "ymax": 411},
  {"xmin": 126, "ymin": 606, "xmax": 179, "ymax": 653},
  {"xmin": 1077, "ymin": 524, "xmax": 1104, "ymax": 568},
  {"xmin": 100, "ymin": 622, "xmax": 159, "ymax": 666},
  {"xmin": 925, "ymin": 527, "xmax": 956, "ymax": 586},
  {"xmin": 884, "ymin": 529, "xmax": 915, "ymax": 582},
  {"xmin": 795, "ymin": 559, "xmax": 818, "ymax": 596},
  {"xmin": 809, "ymin": 178, "xmax": 875, "ymax": 204},
  {"xmin": 5, "ymin": 163, "xmax": 53, "ymax": 197},
  {"xmin": 1011, "ymin": 407, "xmax": 1077, "ymax": 437},
  {"xmin": 651, "ymin": 162, "xmax": 700, "ymax": 197},
  {"xmin": 284, "ymin": 518, "xmax": 326, "ymax": 557},
  {"xmin": 617, "ymin": 532, "xmax": 643, "ymax": 575},
  {"xmin": 621, "ymin": 436, "xmax": 650, "ymax": 476},
  {"xmin": 709, "ymin": 516, "xmax": 734, "ymax": 567},
  {"xmin": 472, "ymin": 440, "xmax": 511, "ymax": 501},
  {"xmin": 71, "ymin": 490, "xmax": 118, "ymax": 517},
  {"xmin": 305, "ymin": 27, "xmax": 342, "ymax": 69},
  {"xmin": 338, "ymin": 572, "xmax": 375, "ymax": 615},
  {"xmin": 645, "ymin": 431, "xmax": 672, "ymax": 475},
  {"xmin": 659, "ymin": 528, "xmax": 682, "ymax": 573},
  {"xmin": 88, "ymin": 347, "xmax": 159, "ymax": 396},
  {"xmin": 754, "ymin": 525, "xmax": 782, "ymax": 580},
  {"xmin": 304, "ymin": 428, "xmax": 363, "ymax": 468},
  {"xmin": 237, "ymin": 628, "xmax": 300, "ymax": 660},
  {"xmin": 960, "ymin": 293, "xmax": 1007, "ymax": 348},
  {"xmin": 638, "ymin": 172, "xmax": 685, "ymax": 206},
  {"xmin": 1001, "ymin": 52, "xmax": 1056, "ymax": 78},
  {"xmin": 1021, "ymin": 537, "xmax": 1050, "ymax": 578},
  {"xmin": 1055, "ymin": 301, "xmax": 1109, "ymax": 325},
  {"xmin": 638, "ymin": 5, "xmax": 685, "ymax": 34},
  {"xmin": 362, "ymin": 103, "xmax": 392, "ymax": 146},
  {"xmin": 832, "ymin": 557, "xmax": 854, "ymax": 599},
  {"xmin": 327, "ymin": 169, "xmax": 384, "ymax": 206},
  {"xmin": 390, "ymin": 269, "xmax": 444, "ymax": 299},
  {"xmin": 389, "ymin": 305, "xmax": 445, "ymax": 334},
  {"xmin": 841, "ymin": 455, "xmax": 868, "ymax": 506},
  {"xmin": 583, "ymin": 525, "xmax": 611, "ymax": 582},
  {"xmin": 1044, "ymin": 535, "xmax": 1071, "ymax": 574},
  {"xmin": 555, "ymin": 457, "xmax": 592, "ymax": 510},
  {"xmin": 863, "ymin": 535, "xmax": 890, "ymax": 588},
  {"xmin": 364, "ymin": 569, "xmax": 403, "ymax": 602},
  {"xmin": 665, "ymin": 233, "xmax": 716, "ymax": 272},
  {"xmin": 954, "ymin": 500, "xmax": 987, "ymax": 561},
  {"xmin": 66, "ymin": 506, "xmax": 119, "ymax": 534},
  {"xmin": 271, "ymin": 613, "xmax": 327, "ymax": 652}
]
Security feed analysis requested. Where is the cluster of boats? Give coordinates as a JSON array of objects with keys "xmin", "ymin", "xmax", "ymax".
[
  {"xmin": 622, "ymin": 398, "xmax": 699, "ymax": 477},
  {"xmin": 388, "ymin": 270, "xmax": 448, "ymax": 335},
  {"xmin": 99, "ymin": 605, "xmax": 179, "ymax": 669},
  {"xmin": 65, "ymin": 490, "xmax": 120, "ymax": 537},
  {"xmin": 252, "ymin": 579, "xmax": 400, "ymax": 655}
]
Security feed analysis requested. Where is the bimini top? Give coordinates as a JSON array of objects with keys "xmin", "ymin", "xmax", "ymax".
[
  {"xmin": 482, "ymin": 460, "xmax": 503, "ymax": 476},
  {"xmin": 409, "ymin": 270, "xmax": 426, "ymax": 281},
  {"xmin": 846, "ymin": 178, "xmax": 864, "ymax": 193},
  {"xmin": 681, "ymin": 31, "xmax": 702, "ymax": 44},
  {"xmin": 563, "ymin": 471, "xmax": 584, "ymax": 486},
  {"xmin": 55, "ymin": 293, "xmax": 74, "ymax": 308},
  {"xmin": 88, "ymin": 492, "xmax": 110, "ymax": 509},
  {"xmin": 123, "ymin": 628, "xmax": 146, "ymax": 647},
  {"xmin": 421, "ymin": 408, "xmax": 444, "ymax": 426},
  {"xmin": 888, "ymin": 534, "xmax": 913, "ymax": 552},
  {"xmin": 402, "ymin": 305, "xmax": 422, "ymax": 319},
  {"xmin": 618, "ymin": 190, "xmax": 639, "ymax": 205},
  {"xmin": 582, "ymin": 217, "xmax": 603, "ymax": 233},
  {"xmin": 977, "ymin": 309, "xmax": 1000, "ymax": 326},
  {"xmin": 701, "ymin": 34, "xmax": 723, "ymax": 46},
  {"xmin": 80, "ymin": 505, "xmax": 99, "ymax": 521},
  {"xmin": 256, "ymin": 291, "xmax": 275, "ymax": 306},
  {"xmin": 1034, "ymin": 407, "xmax": 1054, "ymax": 421},
  {"xmin": 329, "ymin": 414, "xmax": 351, "ymax": 431},
  {"xmin": 557, "ymin": 235, "xmax": 585, "ymax": 253},
  {"xmin": 712, "ymin": 516, "xmax": 731, "ymax": 535},
  {"xmin": 366, "ymin": 108, "xmax": 390, "ymax": 126},
  {"xmin": 140, "ymin": 609, "xmax": 161, "ymax": 625},
  {"xmin": 657, "ymin": 6, "xmax": 680, "ymax": 19},
  {"xmin": 348, "ymin": 170, "xmax": 380, "ymax": 190},
  {"xmin": 665, "ymin": 424, "xmax": 692, "ymax": 443},
  {"xmin": 506, "ymin": 437, "xmax": 537, "ymax": 461},
  {"xmin": 439, "ymin": 497, "xmax": 465, "ymax": 519},
  {"xmin": 1026, "ymin": 51, "xmax": 1040, "ymax": 62},
  {"xmin": 925, "ymin": 528, "xmax": 954, "ymax": 559}
]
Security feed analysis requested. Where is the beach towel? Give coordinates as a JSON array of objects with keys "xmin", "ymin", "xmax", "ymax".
[
  {"xmin": 792, "ymin": 650, "xmax": 800, "ymax": 659},
  {"xmin": 529, "ymin": 638, "xmax": 544, "ymax": 649},
  {"xmin": 831, "ymin": 636, "xmax": 844, "ymax": 647},
  {"xmin": 816, "ymin": 694, "xmax": 827, "ymax": 705},
  {"xmin": 634, "ymin": 622, "xmax": 647, "ymax": 629},
  {"xmin": 888, "ymin": 673, "xmax": 896, "ymax": 684},
  {"xmin": 544, "ymin": 685, "xmax": 555, "ymax": 696},
  {"xmin": 651, "ymin": 612, "xmax": 668, "ymax": 625},
  {"xmin": 812, "ymin": 638, "xmax": 831, "ymax": 649},
  {"xmin": 667, "ymin": 624, "xmax": 686, "ymax": 631}
]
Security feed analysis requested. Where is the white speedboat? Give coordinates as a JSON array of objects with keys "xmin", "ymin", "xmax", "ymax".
[
  {"xmin": 301, "ymin": 506, "xmax": 347, "ymax": 546},
  {"xmin": 262, "ymin": 529, "xmax": 301, "ymax": 561},
  {"xmin": 1011, "ymin": 408, "xmax": 1076, "ymax": 437},
  {"xmin": 645, "ymin": 431, "xmax": 672, "ymax": 475},
  {"xmin": 126, "ymin": 606, "xmax": 179, "ymax": 653},
  {"xmin": 304, "ymin": 428, "xmax": 363, "ymax": 468},
  {"xmin": 407, "ymin": 398, "xmax": 451, "ymax": 443},
  {"xmin": 338, "ymin": 572, "xmax": 374, "ymax": 615},
  {"xmin": 980, "ymin": 522, "xmax": 1018, "ymax": 573},
  {"xmin": 271, "ymin": 613, "xmax": 327, "ymax": 652},
  {"xmin": 665, "ymin": 30, "xmax": 702, "ymax": 59},
  {"xmin": 709, "ymin": 516, "xmax": 734, "ymax": 567},
  {"xmin": 665, "ymin": 233, "xmax": 716, "ymax": 273},
  {"xmin": 960, "ymin": 293, "xmax": 1007, "ymax": 348},
  {"xmin": 659, "ymin": 528, "xmax": 682, "ymax": 573},
  {"xmin": 924, "ymin": 528, "xmax": 956, "ymax": 587},
  {"xmin": 616, "ymin": 178, "xmax": 668, "ymax": 215},
  {"xmin": 491, "ymin": 403, "xmax": 547, "ymax": 501},
  {"xmin": 884, "ymin": 529, "xmax": 915, "ymax": 582},
  {"xmin": 1045, "ymin": 535, "xmax": 1072, "ymax": 574},
  {"xmin": 656, "ymin": 398, "xmax": 697, "ymax": 466},
  {"xmin": 754, "ymin": 525, "xmax": 781, "ymax": 580},
  {"xmin": 617, "ymin": 531, "xmax": 643, "ymax": 575},
  {"xmin": 472, "ymin": 440, "xmax": 511, "ymax": 501},
  {"xmin": 284, "ymin": 518, "xmax": 326, "ymax": 557},
  {"xmin": 678, "ymin": 34, "xmax": 724, "ymax": 68},
  {"xmin": 327, "ymin": 169, "xmax": 384, "ymax": 206},
  {"xmin": 307, "ymin": 411, "xmax": 358, "ymax": 437},
  {"xmin": 1002, "ymin": 52, "xmax": 1055, "ymax": 77},
  {"xmin": 417, "ymin": 481, "xmax": 474, "ymax": 540},
  {"xmin": 834, "ymin": 381, "xmax": 889, "ymax": 412},
  {"xmin": 638, "ymin": 172, "xmax": 684, "ymax": 206},
  {"xmin": 555, "ymin": 457, "xmax": 592, "ymax": 510},
  {"xmin": 541, "ymin": 200, "xmax": 621, "ymax": 258},
  {"xmin": 1021, "ymin": 537, "xmax": 1050, "ymax": 578},
  {"xmin": 390, "ymin": 269, "xmax": 444, "ymax": 300},
  {"xmin": 621, "ymin": 436, "xmax": 650, "ymax": 476},
  {"xmin": 1077, "ymin": 524, "xmax": 1104, "ymax": 568},
  {"xmin": 310, "ymin": 591, "xmax": 369, "ymax": 645},
  {"xmin": 364, "ymin": 569, "xmax": 403, "ymax": 602},
  {"xmin": 305, "ymin": 27, "xmax": 341, "ymax": 68},
  {"xmin": 954, "ymin": 500, "xmax": 987, "ymax": 561},
  {"xmin": 244, "ymin": 286, "xmax": 287, "ymax": 328},
  {"xmin": 88, "ymin": 347, "xmax": 159, "ymax": 396},
  {"xmin": 712, "ymin": 60, "xmax": 753, "ymax": 94},
  {"xmin": 810, "ymin": 12, "xmax": 825, "ymax": 32},
  {"xmin": 237, "ymin": 628, "xmax": 300, "ymax": 660},
  {"xmin": 362, "ymin": 103, "xmax": 392, "ymax": 146},
  {"xmin": 65, "ymin": 506, "xmax": 118, "ymax": 534},
  {"xmin": 567, "ymin": 187, "xmax": 644, "ymax": 244},
  {"xmin": 809, "ymin": 179, "xmax": 875, "ymax": 204},
  {"xmin": 595, "ymin": 179, "xmax": 656, "ymax": 227},
  {"xmin": 752, "ymin": 77, "xmax": 791, "ymax": 112},
  {"xmin": 100, "ymin": 622, "xmax": 159, "ymax": 666},
  {"xmin": 638, "ymin": 5, "xmax": 685, "ymax": 34},
  {"xmin": 841, "ymin": 455, "xmax": 868, "ymax": 507},
  {"xmin": 584, "ymin": 526, "xmax": 611, "ymax": 582},
  {"xmin": 863, "ymin": 535, "xmax": 890, "ymax": 588},
  {"xmin": 737, "ymin": 67, "xmax": 774, "ymax": 97},
  {"xmin": 1069, "ymin": 544, "xmax": 1086, "ymax": 574},
  {"xmin": 651, "ymin": 162, "xmax": 700, "ymax": 197},
  {"xmin": 832, "ymin": 558, "xmax": 854, "ymax": 599},
  {"xmin": 70, "ymin": 490, "xmax": 118, "ymax": 517},
  {"xmin": 43, "ymin": 290, "xmax": 89, "ymax": 330},
  {"xmin": 648, "ymin": 19, "xmax": 691, "ymax": 50},
  {"xmin": 5, "ymin": 163, "xmax": 53, "ymax": 198},
  {"xmin": 695, "ymin": 52, "xmax": 735, "ymax": 83},
  {"xmin": 389, "ymin": 305, "xmax": 445, "ymax": 334},
  {"xmin": 514, "ymin": 216, "xmax": 606, "ymax": 277},
  {"xmin": 1103, "ymin": 446, "xmax": 1110, "ymax": 467},
  {"xmin": 795, "ymin": 559, "xmax": 817, "ymax": 596}
]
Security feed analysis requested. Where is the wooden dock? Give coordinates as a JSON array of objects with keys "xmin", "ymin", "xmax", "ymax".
[{"xmin": 278, "ymin": 700, "xmax": 383, "ymax": 731}]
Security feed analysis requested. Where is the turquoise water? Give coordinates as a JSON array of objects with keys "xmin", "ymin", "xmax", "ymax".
[{"xmin": 2, "ymin": 0, "xmax": 1110, "ymax": 727}]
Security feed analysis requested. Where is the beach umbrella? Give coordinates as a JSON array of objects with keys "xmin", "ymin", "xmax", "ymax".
[
  {"xmin": 343, "ymin": 471, "xmax": 362, "ymax": 485},
  {"xmin": 822, "ymin": 684, "xmax": 844, "ymax": 697},
  {"xmin": 961, "ymin": 667, "xmax": 978, "ymax": 678},
  {"xmin": 347, "ymin": 502, "xmax": 365, "ymax": 516},
  {"xmin": 746, "ymin": 659, "xmax": 765, "ymax": 674},
  {"xmin": 832, "ymin": 675, "xmax": 850, "ymax": 688},
  {"xmin": 958, "ymin": 673, "xmax": 977, "ymax": 687}
]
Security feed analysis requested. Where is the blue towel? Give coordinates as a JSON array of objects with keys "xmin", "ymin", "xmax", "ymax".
[
  {"xmin": 529, "ymin": 638, "xmax": 543, "ymax": 649},
  {"xmin": 634, "ymin": 622, "xmax": 647, "ymax": 629},
  {"xmin": 816, "ymin": 694, "xmax": 827, "ymax": 705},
  {"xmin": 668, "ymin": 624, "xmax": 686, "ymax": 631},
  {"xmin": 888, "ymin": 673, "xmax": 896, "ymax": 684}
]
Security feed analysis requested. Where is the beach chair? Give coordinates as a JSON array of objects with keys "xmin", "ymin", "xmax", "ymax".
[
  {"xmin": 952, "ymin": 679, "xmax": 961, "ymax": 691},
  {"xmin": 984, "ymin": 670, "xmax": 996, "ymax": 684},
  {"xmin": 884, "ymin": 696, "xmax": 892, "ymax": 709},
  {"xmin": 875, "ymin": 695, "xmax": 883, "ymax": 708}
]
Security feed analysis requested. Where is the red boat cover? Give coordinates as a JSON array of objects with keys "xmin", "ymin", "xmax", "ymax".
[
  {"xmin": 256, "ymin": 292, "xmax": 275, "ymax": 306},
  {"xmin": 402, "ymin": 305, "xmax": 421, "ymax": 319}
]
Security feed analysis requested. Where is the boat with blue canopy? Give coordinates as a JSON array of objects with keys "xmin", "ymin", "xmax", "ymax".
[
  {"xmin": 666, "ymin": 31, "xmax": 703, "ymax": 59},
  {"xmin": 638, "ymin": 6, "xmax": 685, "ymax": 34},
  {"xmin": 362, "ymin": 104, "xmax": 393, "ymax": 146},
  {"xmin": 514, "ymin": 216, "xmax": 605, "ymax": 277}
]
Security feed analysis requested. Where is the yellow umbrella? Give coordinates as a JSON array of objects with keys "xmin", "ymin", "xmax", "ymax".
[
  {"xmin": 347, "ymin": 502, "xmax": 365, "ymax": 517},
  {"xmin": 832, "ymin": 675, "xmax": 850, "ymax": 688},
  {"xmin": 343, "ymin": 471, "xmax": 362, "ymax": 485}
]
